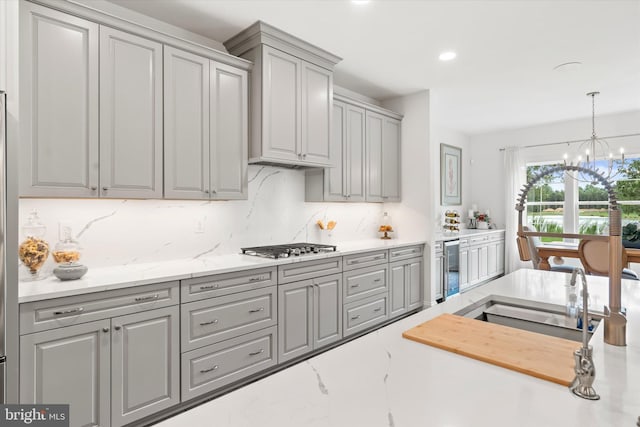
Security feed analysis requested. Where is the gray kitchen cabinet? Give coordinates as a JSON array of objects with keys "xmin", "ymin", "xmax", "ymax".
[
  {"xmin": 305, "ymin": 98, "xmax": 366, "ymax": 202},
  {"xmin": 434, "ymin": 241, "xmax": 444, "ymax": 301},
  {"xmin": 365, "ymin": 111, "xmax": 384, "ymax": 202},
  {"xmin": 20, "ymin": 282, "xmax": 180, "ymax": 427},
  {"xmin": 343, "ymin": 293, "xmax": 388, "ymax": 338},
  {"xmin": 20, "ymin": 3, "xmax": 100, "ymax": 197},
  {"xmin": 164, "ymin": 46, "xmax": 248, "ymax": 200},
  {"xmin": 381, "ymin": 116, "xmax": 401, "ymax": 201},
  {"xmin": 99, "ymin": 26, "xmax": 163, "ymax": 199},
  {"xmin": 343, "ymin": 263, "xmax": 388, "ymax": 304},
  {"xmin": 111, "ymin": 306, "xmax": 180, "ymax": 427},
  {"xmin": 389, "ymin": 257, "xmax": 423, "ymax": 318},
  {"xmin": 278, "ymin": 273, "xmax": 342, "ymax": 363},
  {"xmin": 278, "ymin": 257, "xmax": 342, "ymax": 284},
  {"xmin": 224, "ymin": 21, "xmax": 340, "ymax": 168},
  {"xmin": 20, "ymin": 319, "xmax": 112, "ymax": 427}
]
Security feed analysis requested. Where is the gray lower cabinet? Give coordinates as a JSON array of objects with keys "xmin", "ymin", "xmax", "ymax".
[
  {"xmin": 278, "ymin": 273, "xmax": 342, "ymax": 363},
  {"xmin": 343, "ymin": 293, "xmax": 388, "ymax": 337},
  {"xmin": 111, "ymin": 306, "xmax": 180, "ymax": 427},
  {"xmin": 20, "ymin": 319, "xmax": 111, "ymax": 427},
  {"xmin": 389, "ymin": 257, "xmax": 423, "ymax": 318},
  {"xmin": 181, "ymin": 327, "xmax": 277, "ymax": 402},
  {"xmin": 20, "ymin": 305, "xmax": 179, "ymax": 427}
]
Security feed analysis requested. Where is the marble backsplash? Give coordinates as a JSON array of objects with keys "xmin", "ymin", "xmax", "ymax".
[{"xmin": 19, "ymin": 166, "xmax": 385, "ymax": 275}]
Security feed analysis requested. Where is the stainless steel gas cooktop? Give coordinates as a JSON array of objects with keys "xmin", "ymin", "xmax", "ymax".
[{"xmin": 241, "ymin": 243, "xmax": 337, "ymax": 259}]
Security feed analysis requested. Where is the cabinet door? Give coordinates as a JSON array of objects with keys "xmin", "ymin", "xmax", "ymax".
[
  {"xmin": 261, "ymin": 45, "xmax": 301, "ymax": 162},
  {"xmin": 346, "ymin": 104, "xmax": 366, "ymax": 202},
  {"xmin": 487, "ymin": 241, "xmax": 499, "ymax": 278},
  {"xmin": 407, "ymin": 258, "xmax": 423, "ymax": 310},
  {"xmin": 111, "ymin": 306, "xmax": 179, "ymax": 427},
  {"xmin": 479, "ymin": 245, "xmax": 489, "ymax": 280},
  {"xmin": 389, "ymin": 262, "xmax": 407, "ymax": 317},
  {"xmin": 313, "ymin": 273, "xmax": 343, "ymax": 349},
  {"xmin": 210, "ymin": 62, "xmax": 249, "ymax": 199},
  {"xmin": 100, "ymin": 26, "xmax": 163, "ymax": 198},
  {"xmin": 301, "ymin": 61, "xmax": 332, "ymax": 166},
  {"xmin": 20, "ymin": 3, "xmax": 99, "ymax": 197},
  {"xmin": 163, "ymin": 46, "xmax": 210, "ymax": 200},
  {"xmin": 468, "ymin": 247, "xmax": 480, "ymax": 285},
  {"xmin": 434, "ymin": 253, "xmax": 444, "ymax": 301},
  {"xmin": 497, "ymin": 240, "xmax": 506, "ymax": 275},
  {"xmin": 20, "ymin": 319, "xmax": 111, "ymax": 427},
  {"xmin": 459, "ymin": 247, "xmax": 469, "ymax": 291},
  {"xmin": 324, "ymin": 101, "xmax": 346, "ymax": 201},
  {"xmin": 365, "ymin": 111, "xmax": 384, "ymax": 202},
  {"xmin": 382, "ymin": 116, "xmax": 401, "ymax": 201},
  {"xmin": 278, "ymin": 280, "xmax": 313, "ymax": 363}
]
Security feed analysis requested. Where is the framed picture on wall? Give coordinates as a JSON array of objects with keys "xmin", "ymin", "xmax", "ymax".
[{"xmin": 440, "ymin": 143, "xmax": 462, "ymax": 205}]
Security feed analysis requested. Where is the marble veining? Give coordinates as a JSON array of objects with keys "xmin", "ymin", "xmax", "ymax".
[
  {"xmin": 307, "ymin": 361, "xmax": 329, "ymax": 395},
  {"xmin": 154, "ymin": 270, "xmax": 640, "ymax": 427}
]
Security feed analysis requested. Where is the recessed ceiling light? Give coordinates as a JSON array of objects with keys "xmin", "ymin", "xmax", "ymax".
[
  {"xmin": 553, "ymin": 61, "xmax": 582, "ymax": 71},
  {"xmin": 352, "ymin": 0, "xmax": 370, "ymax": 4},
  {"xmin": 439, "ymin": 51, "xmax": 457, "ymax": 61}
]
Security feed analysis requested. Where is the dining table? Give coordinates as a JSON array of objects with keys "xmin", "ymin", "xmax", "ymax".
[{"xmin": 537, "ymin": 241, "xmax": 640, "ymax": 271}]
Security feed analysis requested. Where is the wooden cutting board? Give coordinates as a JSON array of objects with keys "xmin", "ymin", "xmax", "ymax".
[{"xmin": 402, "ymin": 313, "xmax": 581, "ymax": 386}]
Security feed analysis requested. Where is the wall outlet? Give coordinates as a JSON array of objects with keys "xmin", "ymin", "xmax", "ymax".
[{"xmin": 195, "ymin": 217, "xmax": 206, "ymax": 234}]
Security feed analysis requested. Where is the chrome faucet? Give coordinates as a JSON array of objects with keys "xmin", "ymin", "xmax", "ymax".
[{"xmin": 569, "ymin": 268, "xmax": 600, "ymax": 400}]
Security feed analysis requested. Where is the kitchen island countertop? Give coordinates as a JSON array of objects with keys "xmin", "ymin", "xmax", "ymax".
[
  {"xmin": 156, "ymin": 268, "xmax": 640, "ymax": 427},
  {"xmin": 19, "ymin": 238, "xmax": 426, "ymax": 303}
]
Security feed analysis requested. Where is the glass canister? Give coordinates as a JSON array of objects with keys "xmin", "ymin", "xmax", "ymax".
[
  {"xmin": 18, "ymin": 210, "xmax": 50, "ymax": 280},
  {"xmin": 379, "ymin": 212, "xmax": 393, "ymax": 239},
  {"xmin": 52, "ymin": 224, "xmax": 87, "ymax": 281}
]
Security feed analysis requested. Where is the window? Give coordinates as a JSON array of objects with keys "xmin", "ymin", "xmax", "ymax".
[{"xmin": 526, "ymin": 156, "xmax": 640, "ymax": 240}]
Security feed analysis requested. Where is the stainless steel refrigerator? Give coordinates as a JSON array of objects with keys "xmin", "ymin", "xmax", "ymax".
[{"xmin": 0, "ymin": 90, "xmax": 7, "ymax": 403}]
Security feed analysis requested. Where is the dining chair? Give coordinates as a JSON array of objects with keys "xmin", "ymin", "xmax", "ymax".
[
  {"xmin": 523, "ymin": 226, "xmax": 575, "ymax": 273},
  {"xmin": 578, "ymin": 240, "xmax": 640, "ymax": 280}
]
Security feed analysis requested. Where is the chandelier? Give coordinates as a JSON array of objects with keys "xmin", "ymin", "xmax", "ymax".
[{"xmin": 564, "ymin": 91, "xmax": 628, "ymax": 183}]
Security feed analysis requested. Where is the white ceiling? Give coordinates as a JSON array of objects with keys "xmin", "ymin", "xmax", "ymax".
[{"xmin": 107, "ymin": 0, "xmax": 640, "ymax": 135}]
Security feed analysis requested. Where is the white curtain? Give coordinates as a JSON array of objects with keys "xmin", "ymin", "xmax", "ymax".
[{"xmin": 503, "ymin": 146, "xmax": 529, "ymax": 273}]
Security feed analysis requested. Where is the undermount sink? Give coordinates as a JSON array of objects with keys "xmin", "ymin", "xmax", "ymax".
[{"xmin": 454, "ymin": 296, "xmax": 602, "ymax": 343}]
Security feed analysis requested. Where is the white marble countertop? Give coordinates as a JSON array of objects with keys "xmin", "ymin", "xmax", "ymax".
[
  {"xmin": 157, "ymin": 269, "xmax": 640, "ymax": 427},
  {"xmin": 434, "ymin": 227, "xmax": 505, "ymax": 242},
  {"xmin": 18, "ymin": 239, "xmax": 426, "ymax": 303}
]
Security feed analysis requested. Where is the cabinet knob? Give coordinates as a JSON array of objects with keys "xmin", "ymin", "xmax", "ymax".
[
  {"xmin": 302, "ymin": 153, "xmax": 307, "ymax": 159},
  {"xmin": 91, "ymin": 186, "xmax": 97, "ymax": 191},
  {"xmin": 211, "ymin": 189, "xmax": 217, "ymax": 194},
  {"xmin": 102, "ymin": 327, "xmax": 109, "ymax": 333},
  {"xmin": 204, "ymin": 190, "xmax": 210, "ymax": 194},
  {"xmin": 114, "ymin": 325, "xmax": 121, "ymax": 331},
  {"xmin": 102, "ymin": 187, "xmax": 108, "ymax": 192}
]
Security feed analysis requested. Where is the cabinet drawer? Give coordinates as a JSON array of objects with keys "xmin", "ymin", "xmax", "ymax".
[
  {"xmin": 342, "ymin": 250, "xmax": 387, "ymax": 271},
  {"xmin": 278, "ymin": 257, "xmax": 342, "ymax": 284},
  {"xmin": 488, "ymin": 232, "xmax": 505, "ymax": 242},
  {"xmin": 469, "ymin": 235, "xmax": 490, "ymax": 246},
  {"xmin": 20, "ymin": 281, "xmax": 179, "ymax": 334},
  {"xmin": 181, "ymin": 326, "xmax": 277, "ymax": 402},
  {"xmin": 389, "ymin": 245, "xmax": 424, "ymax": 261},
  {"xmin": 343, "ymin": 294, "xmax": 388, "ymax": 337},
  {"xmin": 343, "ymin": 264, "xmax": 388, "ymax": 304},
  {"xmin": 459, "ymin": 238, "xmax": 469, "ymax": 248},
  {"xmin": 181, "ymin": 287, "xmax": 277, "ymax": 351},
  {"xmin": 434, "ymin": 241, "xmax": 443, "ymax": 252},
  {"xmin": 182, "ymin": 267, "xmax": 276, "ymax": 303}
]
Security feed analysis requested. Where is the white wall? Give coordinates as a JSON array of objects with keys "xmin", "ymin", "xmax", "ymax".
[
  {"xmin": 468, "ymin": 110, "xmax": 640, "ymax": 229},
  {"xmin": 19, "ymin": 166, "xmax": 384, "ymax": 277}
]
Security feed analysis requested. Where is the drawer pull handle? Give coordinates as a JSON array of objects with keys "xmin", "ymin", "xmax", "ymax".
[
  {"xmin": 351, "ymin": 315, "xmax": 360, "ymax": 320},
  {"xmin": 373, "ymin": 256, "xmax": 384, "ymax": 260},
  {"xmin": 373, "ymin": 307, "xmax": 382, "ymax": 312},
  {"xmin": 350, "ymin": 284, "xmax": 360, "ymax": 288},
  {"xmin": 199, "ymin": 284, "xmax": 219, "ymax": 290},
  {"xmin": 373, "ymin": 278, "xmax": 382, "ymax": 283},
  {"xmin": 199, "ymin": 319, "xmax": 219, "ymax": 326},
  {"xmin": 200, "ymin": 365, "xmax": 219, "ymax": 373},
  {"xmin": 351, "ymin": 260, "xmax": 360, "ymax": 264},
  {"xmin": 248, "ymin": 307, "xmax": 264, "ymax": 313},
  {"xmin": 249, "ymin": 349, "xmax": 264, "ymax": 356},
  {"xmin": 53, "ymin": 307, "xmax": 84, "ymax": 316},
  {"xmin": 248, "ymin": 277, "xmax": 261, "ymax": 282},
  {"xmin": 135, "ymin": 294, "xmax": 159, "ymax": 302}
]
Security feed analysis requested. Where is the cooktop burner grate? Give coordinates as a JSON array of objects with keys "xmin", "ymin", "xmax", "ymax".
[{"xmin": 241, "ymin": 243, "xmax": 337, "ymax": 259}]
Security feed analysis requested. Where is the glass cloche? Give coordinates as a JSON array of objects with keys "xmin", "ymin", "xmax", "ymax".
[
  {"xmin": 18, "ymin": 210, "xmax": 50, "ymax": 280},
  {"xmin": 52, "ymin": 224, "xmax": 87, "ymax": 281}
]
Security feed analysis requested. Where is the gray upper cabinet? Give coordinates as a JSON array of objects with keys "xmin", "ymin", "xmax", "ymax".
[
  {"xmin": 224, "ymin": 21, "xmax": 341, "ymax": 168},
  {"xmin": 382, "ymin": 116, "xmax": 401, "ymax": 201},
  {"xmin": 366, "ymin": 111, "xmax": 384, "ymax": 202},
  {"xmin": 99, "ymin": 26, "xmax": 163, "ymax": 199},
  {"xmin": 164, "ymin": 47, "xmax": 248, "ymax": 200},
  {"xmin": 20, "ymin": 319, "xmax": 111, "ymax": 427},
  {"xmin": 163, "ymin": 46, "xmax": 210, "ymax": 200},
  {"xmin": 20, "ymin": 3, "xmax": 99, "ymax": 197}
]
